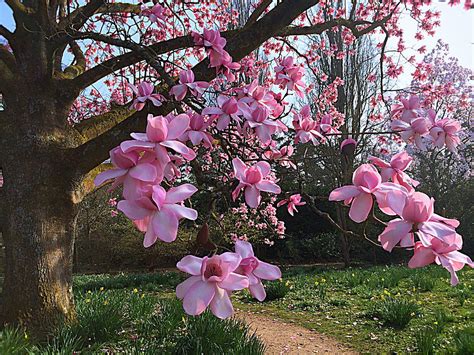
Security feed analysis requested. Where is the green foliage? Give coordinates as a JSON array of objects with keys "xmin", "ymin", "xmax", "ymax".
[
  {"xmin": 411, "ymin": 272, "xmax": 436, "ymax": 292},
  {"xmin": 415, "ymin": 327, "xmax": 437, "ymax": 355},
  {"xmin": 449, "ymin": 284, "xmax": 472, "ymax": 306},
  {"xmin": 263, "ymin": 280, "xmax": 290, "ymax": 302},
  {"xmin": 369, "ymin": 298, "xmax": 419, "ymax": 329},
  {"xmin": 0, "ymin": 273, "xmax": 264, "ymax": 354},
  {"xmin": 0, "ymin": 327, "xmax": 29, "ymax": 355},
  {"xmin": 235, "ymin": 265, "xmax": 474, "ymax": 354},
  {"xmin": 452, "ymin": 327, "xmax": 474, "ymax": 355},
  {"xmin": 74, "ymin": 271, "xmax": 184, "ymax": 292}
]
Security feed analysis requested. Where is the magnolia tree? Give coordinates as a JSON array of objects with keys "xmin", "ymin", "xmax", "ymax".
[{"xmin": 0, "ymin": 0, "xmax": 473, "ymax": 334}]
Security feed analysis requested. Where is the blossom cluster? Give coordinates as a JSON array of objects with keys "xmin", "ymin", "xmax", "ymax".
[
  {"xmin": 330, "ymin": 98, "xmax": 472, "ymax": 285},
  {"xmin": 176, "ymin": 240, "xmax": 281, "ymax": 318},
  {"xmin": 94, "ymin": 22, "xmax": 472, "ymax": 319},
  {"xmin": 391, "ymin": 95, "xmax": 462, "ymax": 153}
]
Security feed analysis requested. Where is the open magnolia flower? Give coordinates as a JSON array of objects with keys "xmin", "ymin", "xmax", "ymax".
[
  {"xmin": 409, "ymin": 234, "xmax": 473, "ymax": 286},
  {"xmin": 277, "ymin": 194, "xmax": 306, "ymax": 216},
  {"xmin": 293, "ymin": 105, "xmax": 325, "ymax": 145},
  {"xmin": 329, "ymin": 164, "xmax": 406, "ymax": 223},
  {"xmin": 118, "ymin": 184, "xmax": 198, "ymax": 246},
  {"xmin": 169, "ymin": 69, "xmax": 209, "ymax": 101},
  {"xmin": 232, "ymin": 158, "xmax": 281, "ymax": 208},
  {"xmin": 128, "ymin": 81, "xmax": 164, "ymax": 111},
  {"xmin": 202, "ymin": 95, "xmax": 242, "ymax": 130},
  {"xmin": 121, "ymin": 114, "xmax": 196, "ymax": 162},
  {"xmin": 274, "ymin": 56, "xmax": 306, "ymax": 98},
  {"xmin": 176, "ymin": 253, "xmax": 249, "ymax": 319},
  {"xmin": 378, "ymin": 191, "xmax": 460, "ymax": 252},
  {"xmin": 428, "ymin": 110, "xmax": 462, "ymax": 153},
  {"xmin": 234, "ymin": 240, "xmax": 281, "ymax": 301},
  {"xmin": 369, "ymin": 151, "xmax": 419, "ymax": 191}
]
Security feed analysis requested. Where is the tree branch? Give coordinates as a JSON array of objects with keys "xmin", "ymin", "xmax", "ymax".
[
  {"xmin": 243, "ymin": 0, "xmax": 272, "ymax": 29},
  {"xmin": 72, "ymin": 0, "xmax": 322, "ymax": 175},
  {"xmin": 58, "ymin": 1, "xmax": 141, "ymax": 32},
  {"xmin": 0, "ymin": 26, "xmax": 14, "ymax": 43},
  {"xmin": 5, "ymin": 0, "xmax": 34, "ymax": 15},
  {"xmin": 68, "ymin": 33, "xmax": 194, "ymax": 90},
  {"xmin": 56, "ymin": 41, "xmax": 86, "ymax": 79}
]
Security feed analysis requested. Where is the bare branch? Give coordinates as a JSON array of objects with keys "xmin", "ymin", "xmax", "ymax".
[
  {"xmin": 5, "ymin": 0, "xmax": 34, "ymax": 15},
  {"xmin": 68, "ymin": 33, "xmax": 194, "ymax": 90},
  {"xmin": 58, "ymin": 1, "xmax": 141, "ymax": 32},
  {"xmin": 0, "ymin": 25, "xmax": 14, "ymax": 43},
  {"xmin": 243, "ymin": 0, "xmax": 272, "ymax": 29},
  {"xmin": 56, "ymin": 41, "xmax": 86, "ymax": 79}
]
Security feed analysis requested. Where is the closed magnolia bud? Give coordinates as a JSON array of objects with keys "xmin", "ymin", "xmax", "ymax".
[{"xmin": 340, "ymin": 138, "xmax": 357, "ymax": 156}]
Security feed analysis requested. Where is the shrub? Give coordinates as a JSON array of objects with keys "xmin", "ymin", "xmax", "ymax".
[
  {"xmin": 411, "ymin": 272, "xmax": 436, "ymax": 292},
  {"xmin": 370, "ymin": 298, "xmax": 419, "ymax": 329},
  {"xmin": 452, "ymin": 327, "xmax": 474, "ymax": 355},
  {"xmin": 0, "ymin": 327, "xmax": 29, "ymax": 355},
  {"xmin": 264, "ymin": 280, "xmax": 290, "ymax": 301},
  {"xmin": 415, "ymin": 327, "xmax": 437, "ymax": 355}
]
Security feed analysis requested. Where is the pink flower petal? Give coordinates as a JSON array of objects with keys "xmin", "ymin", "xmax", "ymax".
[
  {"xmin": 254, "ymin": 261, "xmax": 281, "ymax": 280},
  {"xmin": 183, "ymin": 281, "xmax": 215, "ymax": 316},
  {"xmin": 348, "ymin": 192, "xmax": 373, "ymax": 223},
  {"xmin": 176, "ymin": 276, "xmax": 200, "ymax": 299},
  {"xmin": 177, "ymin": 256, "xmax": 203, "ymax": 276},
  {"xmin": 209, "ymin": 287, "xmax": 233, "ymax": 319}
]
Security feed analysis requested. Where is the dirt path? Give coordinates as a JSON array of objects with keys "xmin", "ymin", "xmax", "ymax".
[{"xmin": 236, "ymin": 309, "xmax": 357, "ymax": 354}]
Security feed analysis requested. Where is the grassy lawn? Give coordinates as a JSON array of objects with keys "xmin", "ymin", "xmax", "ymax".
[
  {"xmin": 0, "ymin": 272, "xmax": 265, "ymax": 354},
  {"xmin": 237, "ymin": 264, "xmax": 474, "ymax": 354},
  {"xmin": 1, "ymin": 265, "xmax": 472, "ymax": 354}
]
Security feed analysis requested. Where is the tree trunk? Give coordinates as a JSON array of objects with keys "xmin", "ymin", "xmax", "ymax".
[{"xmin": 1, "ymin": 149, "xmax": 78, "ymax": 336}]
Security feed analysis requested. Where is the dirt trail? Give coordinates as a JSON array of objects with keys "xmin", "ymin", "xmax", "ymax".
[{"xmin": 236, "ymin": 310, "xmax": 357, "ymax": 354}]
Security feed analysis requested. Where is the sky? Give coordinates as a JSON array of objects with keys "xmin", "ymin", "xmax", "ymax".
[{"xmin": 0, "ymin": 1, "xmax": 472, "ymax": 75}]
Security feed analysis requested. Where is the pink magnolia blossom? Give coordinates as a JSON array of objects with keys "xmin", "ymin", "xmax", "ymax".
[
  {"xmin": 192, "ymin": 28, "xmax": 226, "ymax": 52},
  {"xmin": 232, "ymin": 158, "xmax": 281, "ymax": 208},
  {"xmin": 192, "ymin": 29, "xmax": 240, "ymax": 82},
  {"xmin": 391, "ymin": 116, "xmax": 431, "ymax": 150},
  {"xmin": 329, "ymin": 164, "xmax": 406, "ymax": 223},
  {"xmin": 140, "ymin": 4, "xmax": 166, "ymax": 25},
  {"xmin": 277, "ymin": 194, "xmax": 306, "ymax": 216},
  {"xmin": 391, "ymin": 95, "xmax": 422, "ymax": 122},
  {"xmin": 238, "ymin": 81, "xmax": 280, "ymax": 115},
  {"xmin": 234, "ymin": 240, "xmax": 281, "ymax": 301},
  {"xmin": 179, "ymin": 112, "xmax": 214, "ymax": 148},
  {"xmin": 340, "ymin": 138, "xmax": 357, "ymax": 155},
  {"xmin": 317, "ymin": 114, "xmax": 340, "ymax": 135},
  {"xmin": 264, "ymin": 145, "xmax": 295, "ymax": 169},
  {"xmin": 169, "ymin": 70, "xmax": 209, "ymax": 101},
  {"xmin": 176, "ymin": 253, "xmax": 249, "ymax": 318},
  {"xmin": 240, "ymin": 104, "xmax": 287, "ymax": 146},
  {"xmin": 215, "ymin": 51, "xmax": 241, "ymax": 82},
  {"xmin": 202, "ymin": 95, "xmax": 242, "ymax": 130},
  {"xmin": 94, "ymin": 147, "xmax": 159, "ymax": 199},
  {"xmin": 128, "ymin": 81, "xmax": 164, "ymax": 111},
  {"xmin": 409, "ymin": 235, "xmax": 473, "ymax": 286},
  {"xmin": 293, "ymin": 105, "xmax": 324, "ymax": 145},
  {"xmin": 274, "ymin": 56, "xmax": 306, "ymax": 98},
  {"xmin": 428, "ymin": 110, "xmax": 462, "ymax": 153},
  {"xmin": 121, "ymin": 114, "xmax": 196, "ymax": 162},
  {"xmin": 378, "ymin": 192, "xmax": 459, "ymax": 252},
  {"xmin": 369, "ymin": 151, "xmax": 419, "ymax": 191},
  {"xmin": 118, "ymin": 184, "xmax": 198, "ymax": 246}
]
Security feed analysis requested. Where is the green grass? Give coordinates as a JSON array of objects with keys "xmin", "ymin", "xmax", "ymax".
[
  {"xmin": 0, "ymin": 272, "xmax": 264, "ymax": 354},
  {"xmin": 236, "ymin": 264, "xmax": 474, "ymax": 354},
  {"xmin": 1, "ymin": 265, "xmax": 472, "ymax": 354}
]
